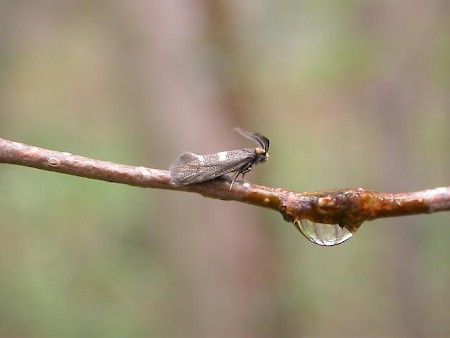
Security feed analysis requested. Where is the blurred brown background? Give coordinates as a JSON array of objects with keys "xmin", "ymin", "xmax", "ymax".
[{"xmin": 1, "ymin": 1, "xmax": 449, "ymax": 337}]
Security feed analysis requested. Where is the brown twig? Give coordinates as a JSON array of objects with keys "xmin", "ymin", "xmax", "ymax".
[{"xmin": 1, "ymin": 137, "xmax": 449, "ymax": 232}]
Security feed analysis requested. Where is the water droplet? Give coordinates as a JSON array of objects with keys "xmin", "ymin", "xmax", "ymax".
[{"xmin": 294, "ymin": 219, "xmax": 357, "ymax": 246}]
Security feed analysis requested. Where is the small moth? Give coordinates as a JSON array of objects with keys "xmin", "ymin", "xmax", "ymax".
[{"xmin": 169, "ymin": 128, "xmax": 269, "ymax": 188}]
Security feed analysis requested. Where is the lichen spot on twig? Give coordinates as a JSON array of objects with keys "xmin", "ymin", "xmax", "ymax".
[{"xmin": 48, "ymin": 157, "xmax": 61, "ymax": 167}]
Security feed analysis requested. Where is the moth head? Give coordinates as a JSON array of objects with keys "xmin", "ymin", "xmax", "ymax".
[
  {"xmin": 235, "ymin": 127, "xmax": 270, "ymax": 164},
  {"xmin": 255, "ymin": 146, "xmax": 269, "ymax": 164}
]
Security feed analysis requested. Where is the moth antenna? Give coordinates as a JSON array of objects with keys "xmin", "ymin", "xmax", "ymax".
[{"xmin": 234, "ymin": 127, "xmax": 270, "ymax": 152}]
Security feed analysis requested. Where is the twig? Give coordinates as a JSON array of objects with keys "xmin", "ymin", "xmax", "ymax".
[{"xmin": 1, "ymin": 137, "xmax": 449, "ymax": 232}]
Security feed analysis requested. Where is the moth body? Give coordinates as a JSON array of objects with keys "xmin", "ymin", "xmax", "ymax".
[{"xmin": 169, "ymin": 128, "xmax": 270, "ymax": 187}]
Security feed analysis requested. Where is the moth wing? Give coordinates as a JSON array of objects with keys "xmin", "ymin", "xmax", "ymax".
[{"xmin": 169, "ymin": 150, "xmax": 254, "ymax": 185}]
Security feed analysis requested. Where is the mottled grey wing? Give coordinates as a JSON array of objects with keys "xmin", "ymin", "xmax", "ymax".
[{"xmin": 169, "ymin": 149, "xmax": 254, "ymax": 185}]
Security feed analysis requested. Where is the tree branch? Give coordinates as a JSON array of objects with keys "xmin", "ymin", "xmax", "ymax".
[{"xmin": 1, "ymin": 137, "xmax": 449, "ymax": 235}]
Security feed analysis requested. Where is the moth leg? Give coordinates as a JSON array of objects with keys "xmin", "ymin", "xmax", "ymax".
[
  {"xmin": 229, "ymin": 171, "xmax": 242, "ymax": 190},
  {"xmin": 239, "ymin": 164, "xmax": 252, "ymax": 183},
  {"xmin": 230, "ymin": 163, "xmax": 253, "ymax": 189}
]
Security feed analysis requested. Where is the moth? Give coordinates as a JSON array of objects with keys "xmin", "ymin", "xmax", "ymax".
[{"xmin": 169, "ymin": 128, "xmax": 269, "ymax": 188}]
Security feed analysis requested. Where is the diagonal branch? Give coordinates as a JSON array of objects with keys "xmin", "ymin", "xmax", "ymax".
[{"xmin": 1, "ymin": 137, "xmax": 449, "ymax": 234}]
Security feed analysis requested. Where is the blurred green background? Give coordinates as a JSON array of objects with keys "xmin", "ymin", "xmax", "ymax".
[{"xmin": 1, "ymin": 1, "xmax": 450, "ymax": 337}]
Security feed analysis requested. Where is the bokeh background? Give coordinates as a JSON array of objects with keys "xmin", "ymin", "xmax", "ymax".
[{"xmin": 1, "ymin": 1, "xmax": 450, "ymax": 337}]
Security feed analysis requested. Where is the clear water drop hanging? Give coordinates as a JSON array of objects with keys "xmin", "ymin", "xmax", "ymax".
[{"xmin": 294, "ymin": 219, "xmax": 358, "ymax": 246}]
